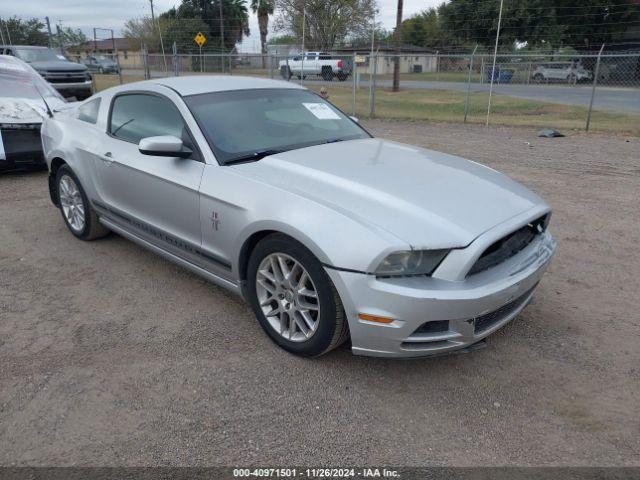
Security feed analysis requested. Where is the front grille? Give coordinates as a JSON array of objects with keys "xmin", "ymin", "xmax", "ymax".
[
  {"xmin": 43, "ymin": 71, "xmax": 88, "ymax": 83},
  {"xmin": 468, "ymin": 214, "xmax": 549, "ymax": 276},
  {"xmin": 474, "ymin": 284, "xmax": 536, "ymax": 334},
  {"xmin": 0, "ymin": 125, "xmax": 44, "ymax": 162}
]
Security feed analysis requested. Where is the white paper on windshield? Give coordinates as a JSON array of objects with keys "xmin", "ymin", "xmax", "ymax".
[
  {"xmin": 303, "ymin": 102, "xmax": 340, "ymax": 120},
  {"xmin": 0, "ymin": 130, "xmax": 5, "ymax": 161}
]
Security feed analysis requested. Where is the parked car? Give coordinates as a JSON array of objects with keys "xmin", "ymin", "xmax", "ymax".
[
  {"xmin": 41, "ymin": 76, "xmax": 555, "ymax": 358},
  {"xmin": 0, "ymin": 55, "xmax": 68, "ymax": 172},
  {"xmin": 532, "ymin": 62, "xmax": 592, "ymax": 83},
  {"xmin": 0, "ymin": 45, "xmax": 93, "ymax": 100},
  {"xmin": 82, "ymin": 55, "xmax": 120, "ymax": 74},
  {"xmin": 280, "ymin": 52, "xmax": 351, "ymax": 81}
]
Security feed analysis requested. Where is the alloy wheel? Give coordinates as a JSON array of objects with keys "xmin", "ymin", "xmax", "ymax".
[
  {"xmin": 255, "ymin": 253, "xmax": 321, "ymax": 342},
  {"xmin": 58, "ymin": 174, "xmax": 85, "ymax": 233}
]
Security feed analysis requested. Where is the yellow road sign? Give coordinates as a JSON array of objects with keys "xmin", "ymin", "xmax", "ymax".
[{"xmin": 194, "ymin": 32, "xmax": 206, "ymax": 48}]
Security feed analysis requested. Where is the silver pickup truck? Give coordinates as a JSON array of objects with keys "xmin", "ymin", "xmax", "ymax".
[{"xmin": 280, "ymin": 52, "xmax": 351, "ymax": 81}]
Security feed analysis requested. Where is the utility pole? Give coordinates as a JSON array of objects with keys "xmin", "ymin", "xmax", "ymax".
[
  {"xmin": 45, "ymin": 17, "xmax": 53, "ymax": 48},
  {"xmin": 93, "ymin": 27, "xmax": 97, "ymax": 52},
  {"xmin": 392, "ymin": 0, "xmax": 403, "ymax": 92},
  {"xmin": 486, "ymin": 0, "xmax": 504, "ymax": 126},
  {"xmin": 149, "ymin": 0, "xmax": 168, "ymax": 72},
  {"xmin": 56, "ymin": 24, "xmax": 64, "ymax": 55}
]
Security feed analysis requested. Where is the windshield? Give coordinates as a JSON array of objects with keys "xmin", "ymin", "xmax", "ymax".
[
  {"xmin": 184, "ymin": 88, "xmax": 370, "ymax": 164},
  {"xmin": 14, "ymin": 48, "xmax": 63, "ymax": 63}
]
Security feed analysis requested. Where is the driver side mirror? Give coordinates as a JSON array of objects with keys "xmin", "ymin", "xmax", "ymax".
[{"xmin": 139, "ymin": 136, "xmax": 192, "ymax": 158}]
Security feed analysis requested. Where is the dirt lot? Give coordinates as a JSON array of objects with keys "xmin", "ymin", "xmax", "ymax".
[{"xmin": 0, "ymin": 121, "xmax": 638, "ymax": 467}]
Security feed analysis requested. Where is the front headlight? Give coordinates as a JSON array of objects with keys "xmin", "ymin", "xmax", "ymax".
[{"xmin": 375, "ymin": 250, "xmax": 449, "ymax": 276}]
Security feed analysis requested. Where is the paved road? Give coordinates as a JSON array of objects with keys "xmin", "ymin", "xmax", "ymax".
[{"xmin": 1, "ymin": 121, "xmax": 638, "ymax": 467}]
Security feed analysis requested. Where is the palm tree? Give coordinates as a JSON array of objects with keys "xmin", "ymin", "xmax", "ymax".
[{"xmin": 250, "ymin": 0, "xmax": 274, "ymax": 66}]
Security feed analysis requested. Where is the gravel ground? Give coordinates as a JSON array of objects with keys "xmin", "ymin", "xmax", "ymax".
[{"xmin": 0, "ymin": 121, "xmax": 638, "ymax": 467}]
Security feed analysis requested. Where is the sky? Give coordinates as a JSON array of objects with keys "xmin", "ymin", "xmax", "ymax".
[{"xmin": 0, "ymin": 0, "xmax": 442, "ymax": 52}]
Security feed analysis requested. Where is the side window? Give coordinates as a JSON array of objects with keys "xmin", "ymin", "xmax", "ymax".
[
  {"xmin": 109, "ymin": 93, "xmax": 187, "ymax": 145},
  {"xmin": 77, "ymin": 98, "xmax": 101, "ymax": 124}
]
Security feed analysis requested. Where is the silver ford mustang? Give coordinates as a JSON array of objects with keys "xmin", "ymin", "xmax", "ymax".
[{"xmin": 41, "ymin": 76, "xmax": 556, "ymax": 358}]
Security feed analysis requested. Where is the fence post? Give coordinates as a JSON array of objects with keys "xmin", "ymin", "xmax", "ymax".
[
  {"xmin": 172, "ymin": 42, "xmax": 178, "ymax": 76},
  {"xmin": 586, "ymin": 44, "xmax": 605, "ymax": 132},
  {"xmin": 114, "ymin": 41, "xmax": 123, "ymax": 85},
  {"xmin": 352, "ymin": 53, "xmax": 357, "ymax": 116},
  {"xmin": 464, "ymin": 45, "xmax": 478, "ymax": 123},
  {"xmin": 526, "ymin": 62, "xmax": 532, "ymax": 85},
  {"xmin": 369, "ymin": 53, "xmax": 377, "ymax": 118},
  {"xmin": 269, "ymin": 54, "xmax": 274, "ymax": 79},
  {"xmin": 142, "ymin": 44, "xmax": 150, "ymax": 80}
]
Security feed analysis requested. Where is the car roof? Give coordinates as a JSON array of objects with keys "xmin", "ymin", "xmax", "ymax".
[{"xmin": 143, "ymin": 75, "xmax": 306, "ymax": 96}]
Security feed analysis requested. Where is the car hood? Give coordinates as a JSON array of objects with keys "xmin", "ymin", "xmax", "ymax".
[
  {"xmin": 0, "ymin": 98, "xmax": 46, "ymax": 123},
  {"xmin": 29, "ymin": 61, "xmax": 87, "ymax": 72},
  {"xmin": 233, "ymin": 138, "xmax": 546, "ymax": 249}
]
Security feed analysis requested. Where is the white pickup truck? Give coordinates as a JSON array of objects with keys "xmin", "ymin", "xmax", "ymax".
[{"xmin": 279, "ymin": 52, "xmax": 351, "ymax": 81}]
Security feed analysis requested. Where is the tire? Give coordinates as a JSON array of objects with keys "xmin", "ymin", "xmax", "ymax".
[
  {"xmin": 337, "ymin": 73, "xmax": 348, "ymax": 81},
  {"xmin": 567, "ymin": 73, "xmax": 577, "ymax": 84},
  {"xmin": 246, "ymin": 233, "xmax": 349, "ymax": 357},
  {"xmin": 321, "ymin": 68, "xmax": 334, "ymax": 81},
  {"xmin": 532, "ymin": 73, "xmax": 544, "ymax": 83},
  {"xmin": 280, "ymin": 66, "xmax": 292, "ymax": 80},
  {"xmin": 56, "ymin": 165, "xmax": 110, "ymax": 241}
]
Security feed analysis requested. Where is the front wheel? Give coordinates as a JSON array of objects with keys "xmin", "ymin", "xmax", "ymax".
[
  {"xmin": 247, "ymin": 234, "xmax": 349, "ymax": 357},
  {"xmin": 56, "ymin": 165, "xmax": 110, "ymax": 240}
]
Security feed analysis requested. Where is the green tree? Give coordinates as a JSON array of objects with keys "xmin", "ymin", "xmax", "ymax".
[
  {"xmin": 52, "ymin": 27, "xmax": 88, "ymax": 49},
  {"xmin": 274, "ymin": 0, "xmax": 377, "ymax": 51},
  {"xmin": 161, "ymin": 0, "xmax": 250, "ymax": 52},
  {"xmin": 251, "ymin": 0, "xmax": 274, "ymax": 57},
  {"xmin": 1, "ymin": 17, "xmax": 48, "ymax": 46},
  {"xmin": 123, "ymin": 16, "xmax": 168, "ymax": 52},
  {"xmin": 268, "ymin": 33, "xmax": 298, "ymax": 44},
  {"xmin": 438, "ymin": 0, "xmax": 640, "ymax": 51}
]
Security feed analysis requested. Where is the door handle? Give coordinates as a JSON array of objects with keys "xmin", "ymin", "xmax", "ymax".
[{"xmin": 101, "ymin": 152, "xmax": 114, "ymax": 165}]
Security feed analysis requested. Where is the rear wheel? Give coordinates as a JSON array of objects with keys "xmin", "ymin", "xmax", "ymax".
[
  {"xmin": 280, "ymin": 66, "xmax": 292, "ymax": 80},
  {"xmin": 337, "ymin": 72, "xmax": 348, "ymax": 81},
  {"xmin": 321, "ymin": 67, "xmax": 334, "ymax": 81},
  {"xmin": 247, "ymin": 234, "xmax": 349, "ymax": 357},
  {"xmin": 532, "ymin": 73, "xmax": 544, "ymax": 83},
  {"xmin": 56, "ymin": 165, "xmax": 109, "ymax": 241}
]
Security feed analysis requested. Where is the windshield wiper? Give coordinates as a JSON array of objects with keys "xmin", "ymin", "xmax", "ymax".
[
  {"xmin": 225, "ymin": 149, "xmax": 285, "ymax": 165},
  {"xmin": 323, "ymin": 138, "xmax": 344, "ymax": 144}
]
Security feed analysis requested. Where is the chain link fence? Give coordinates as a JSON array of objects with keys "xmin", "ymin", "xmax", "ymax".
[{"xmin": 89, "ymin": 48, "xmax": 640, "ymax": 135}]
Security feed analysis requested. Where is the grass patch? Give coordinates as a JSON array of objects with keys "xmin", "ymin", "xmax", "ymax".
[
  {"xmin": 93, "ymin": 74, "xmax": 639, "ymax": 135},
  {"xmin": 308, "ymin": 84, "xmax": 640, "ymax": 135}
]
